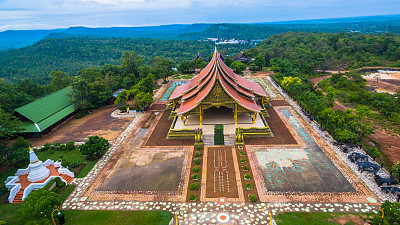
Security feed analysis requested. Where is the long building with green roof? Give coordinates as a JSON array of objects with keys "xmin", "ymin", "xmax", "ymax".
[{"xmin": 13, "ymin": 87, "xmax": 76, "ymax": 136}]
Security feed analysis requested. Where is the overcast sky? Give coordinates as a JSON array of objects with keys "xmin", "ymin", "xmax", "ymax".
[{"xmin": 0, "ymin": 0, "xmax": 399, "ymax": 31}]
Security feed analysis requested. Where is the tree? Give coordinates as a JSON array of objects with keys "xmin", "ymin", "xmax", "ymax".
[
  {"xmin": 70, "ymin": 77, "xmax": 112, "ymax": 112},
  {"xmin": 367, "ymin": 201, "xmax": 400, "ymax": 225},
  {"xmin": 121, "ymin": 51, "xmax": 143, "ymax": 77},
  {"xmin": 50, "ymin": 71, "xmax": 72, "ymax": 92},
  {"xmin": 231, "ymin": 60, "xmax": 247, "ymax": 73},
  {"xmin": 178, "ymin": 60, "xmax": 194, "ymax": 73},
  {"xmin": 195, "ymin": 57, "xmax": 207, "ymax": 69},
  {"xmin": 254, "ymin": 53, "xmax": 266, "ymax": 70},
  {"xmin": 224, "ymin": 57, "xmax": 234, "ymax": 67},
  {"xmin": 134, "ymin": 92, "xmax": 153, "ymax": 110},
  {"xmin": 0, "ymin": 108, "xmax": 23, "ymax": 138},
  {"xmin": 392, "ymin": 162, "xmax": 400, "ymax": 182},
  {"xmin": 78, "ymin": 136, "xmax": 110, "ymax": 160},
  {"xmin": 281, "ymin": 76, "xmax": 302, "ymax": 88},
  {"xmin": 326, "ymin": 87, "xmax": 337, "ymax": 108},
  {"xmin": 21, "ymin": 189, "xmax": 60, "ymax": 219},
  {"xmin": 150, "ymin": 56, "xmax": 174, "ymax": 82}
]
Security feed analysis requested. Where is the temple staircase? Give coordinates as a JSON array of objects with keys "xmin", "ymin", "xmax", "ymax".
[
  {"xmin": 224, "ymin": 134, "xmax": 236, "ymax": 146},
  {"xmin": 60, "ymin": 174, "xmax": 74, "ymax": 184},
  {"xmin": 12, "ymin": 190, "xmax": 24, "ymax": 203},
  {"xmin": 203, "ymin": 134, "xmax": 214, "ymax": 146}
]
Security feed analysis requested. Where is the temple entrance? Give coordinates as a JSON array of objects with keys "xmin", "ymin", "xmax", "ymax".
[{"xmin": 214, "ymin": 124, "xmax": 224, "ymax": 145}]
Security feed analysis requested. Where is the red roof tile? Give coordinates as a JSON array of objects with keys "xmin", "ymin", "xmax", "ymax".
[{"xmin": 169, "ymin": 47, "xmax": 267, "ymax": 114}]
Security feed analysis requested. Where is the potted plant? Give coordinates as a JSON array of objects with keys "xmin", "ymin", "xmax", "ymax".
[
  {"xmin": 190, "ymin": 183, "xmax": 199, "ymax": 190},
  {"xmin": 249, "ymin": 194, "xmax": 257, "ymax": 202},
  {"xmin": 245, "ymin": 183, "xmax": 253, "ymax": 190},
  {"xmin": 240, "ymin": 158, "xmax": 247, "ymax": 163},
  {"xmin": 238, "ymin": 151, "xmax": 245, "ymax": 156},
  {"xmin": 192, "ymin": 166, "xmax": 200, "ymax": 172},
  {"xmin": 189, "ymin": 194, "xmax": 197, "ymax": 201},
  {"xmin": 242, "ymin": 166, "xmax": 249, "ymax": 171},
  {"xmin": 191, "ymin": 174, "xmax": 199, "ymax": 180},
  {"xmin": 195, "ymin": 151, "xmax": 202, "ymax": 157},
  {"xmin": 244, "ymin": 173, "xmax": 251, "ymax": 180}
]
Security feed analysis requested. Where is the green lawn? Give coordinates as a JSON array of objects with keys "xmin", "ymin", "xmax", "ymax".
[
  {"xmin": 63, "ymin": 210, "xmax": 173, "ymax": 225},
  {"xmin": 0, "ymin": 203, "xmax": 30, "ymax": 224},
  {"xmin": 58, "ymin": 185, "xmax": 76, "ymax": 203},
  {"xmin": 275, "ymin": 212, "xmax": 372, "ymax": 225},
  {"xmin": 36, "ymin": 148, "xmax": 97, "ymax": 178}
]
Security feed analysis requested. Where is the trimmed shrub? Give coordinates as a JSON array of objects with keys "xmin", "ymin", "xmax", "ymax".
[
  {"xmin": 190, "ymin": 174, "xmax": 199, "ymax": 180},
  {"xmin": 245, "ymin": 183, "xmax": 253, "ymax": 190},
  {"xmin": 238, "ymin": 151, "xmax": 245, "ymax": 156},
  {"xmin": 240, "ymin": 158, "xmax": 247, "ymax": 163},
  {"xmin": 195, "ymin": 151, "xmax": 202, "ymax": 157},
  {"xmin": 249, "ymin": 194, "xmax": 257, "ymax": 202},
  {"xmin": 194, "ymin": 144, "xmax": 203, "ymax": 151},
  {"xmin": 242, "ymin": 166, "xmax": 249, "ymax": 171},
  {"xmin": 65, "ymin": 141, "xmax": 75, "ymax": 151},
  {"xmin": 244, "ymin": 174, "xmax": 251, "ymax": 180},
  {"xmin": 190, "ymin": 183, "xmax": 199, "ymax": 190},
  {"xmin": 192, "ymin": 166, "xmax": 200, "ymax": 172},
  {"xmin": 193, "ymin": 158, "xmax": 201, "ymax": 165},
  {"xmin": 189, "ymin": 194, "xmax": 197, "ymax": 201},
  {"xmin": 79, "ymin": 136, "xmax": 110, "ymax": 160}
]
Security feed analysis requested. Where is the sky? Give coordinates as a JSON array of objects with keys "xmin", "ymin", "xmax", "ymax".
[{"xmin": 0, "ymin": 0, "xmax": 399, "ymax": 31}]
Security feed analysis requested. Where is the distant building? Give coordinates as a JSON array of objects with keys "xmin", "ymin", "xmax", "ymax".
[
  {"xmin": 192, "ymin": 53, "xmax": 209, "ymax": 63},
  {"xmin": 233, "ymin": 51, "xmax": 252, "ymax": 63},
  {"xmin": 13, "ymin": 87, "xmax": 76, "ymax": 137}
]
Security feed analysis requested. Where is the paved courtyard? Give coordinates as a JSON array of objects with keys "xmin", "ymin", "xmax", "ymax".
[{"xmin": 59, "ymin": 77, "xmax": 389, "ymax": 224}]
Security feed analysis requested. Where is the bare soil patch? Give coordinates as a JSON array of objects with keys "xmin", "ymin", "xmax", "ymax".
[
  {"xmin": 270, "ymin": 100, "xmax": 289, "ymax": 107},
  {"xmin": 329, "ymin": 213, "xmax": 368, "ymax": 225},
  {"xmin": 205, "ymin": 147, "xmax": 239, "ymax": 198},
  {"xmin": 245, "ymin": 107, "xmax": 297, "ymax": 145},
  {"xmin": 369, "ymin": 127, "xmax": 400, "ymax": 165},
  {"xmin": 145, "ymin": 110, "xmax": 193, "ymax": 146},
  {"xmin": 251, "ymin": 71, "xmax": 274, "ymax": 77},
  {"xmin": 237, "ymin": 146, "xmax": 259, "ymax": 202},
  {"xmin": 149, "ymin": 103, "xmax": 167, "ymax": 111},
  {"xmin": 29, "ymin": 104, "xmax": 132, "ymax": 147},
  {"xmin": 310, "ymin": 75, "xmax": 332, "ymax": 84},
  {"xmin": 365, "ymin": 79, "xmax": 399, "ymax": 93}
]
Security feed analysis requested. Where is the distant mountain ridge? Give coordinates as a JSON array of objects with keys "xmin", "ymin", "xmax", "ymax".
[{"xmin": 0, "ymin": 14, "xmax": 399, "ymax": 51}]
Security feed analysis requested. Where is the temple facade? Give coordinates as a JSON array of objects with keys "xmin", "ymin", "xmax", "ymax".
[{"xmin": 168, "ymin": 47, "xmax": 273, "ymax": 144}]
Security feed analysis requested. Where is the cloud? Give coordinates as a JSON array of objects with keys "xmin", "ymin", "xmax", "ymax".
[{"xmin": 0, "ymin": 0, "xmax": 399, "ymax": 31}]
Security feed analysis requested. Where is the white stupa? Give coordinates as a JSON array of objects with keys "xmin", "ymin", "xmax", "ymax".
[{"xmin": 27, "ymin": 148, "xmax": 50, "ymax": 182}]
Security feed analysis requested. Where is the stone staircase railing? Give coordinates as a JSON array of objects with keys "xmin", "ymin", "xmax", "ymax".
[{"xmin": 8, "ymin": 183, "xmax": 21, "ymax": 203}]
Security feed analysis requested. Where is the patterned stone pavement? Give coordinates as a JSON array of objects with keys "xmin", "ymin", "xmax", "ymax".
[{"xmin": 59, "ymin": 79, "xmax": 384, "ymax": 224}]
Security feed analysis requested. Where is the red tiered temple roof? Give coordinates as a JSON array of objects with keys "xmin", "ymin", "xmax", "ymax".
[{"xmin": 169, "ymin": 47, "xmax": 267, "ymax": 115}]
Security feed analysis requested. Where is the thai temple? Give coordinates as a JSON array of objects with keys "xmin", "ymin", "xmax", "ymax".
[
  {"xmin": 5, "ymin": 148, "xmax": 74, "ymax": 203},
  {"xmin": 167, "ymin": 47, "xmax": 273, "ymax": 145}
]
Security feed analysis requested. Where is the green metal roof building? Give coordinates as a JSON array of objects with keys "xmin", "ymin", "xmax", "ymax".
[{"xmin": 13, "ymin": 87, "xmax": 76, "ymax": 136}]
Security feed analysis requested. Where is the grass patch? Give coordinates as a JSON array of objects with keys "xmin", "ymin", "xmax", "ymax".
[
  {"xmin": 75, "ymin": 160, "xmax": 96, "ymax": 178},
  {"xmin": 36, "ymin": 148, "xmax": 98, "ymax": 178},
  {"xmin": 63, "ymin": 210, "xmax": 173, "ymax": 225},
  {"xmin": 58, "ymin": 185, "xmax": 76, "ymax": 203},
  {"xmin": 0, "ymin": 203, "xmax": 29, "ymax": 224},
  {"xmin": 275, "ymin": 212, "xmax": 372, "ymax": 225}
]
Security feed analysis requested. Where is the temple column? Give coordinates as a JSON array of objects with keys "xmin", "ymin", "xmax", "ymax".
[
  {"xmin": 199, "ymin": 104, "xmax": 203, "ymax": 126},
  {"xmin": 252, "ymin": 112, "xmax": 256, "ymax": 125},
  {"xmin": 234, "ymin": 104, "xmax": 238, "ymax": 125},
  {"xmin": 182, "ymin": 114, "xmax": 187, "ymax": 126}
]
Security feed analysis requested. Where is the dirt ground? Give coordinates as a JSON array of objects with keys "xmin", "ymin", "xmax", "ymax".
[
  {"xmin": 251, "ymin": 71, "xmax": 274, "ymax": 77},
  {"xmin": 29, "ymin": 104, "xmax": 133, "ymax": 147},
  {"xmin": 365, "ymin": 79, "xmax": 399, "ymax": 93},
  {"xmin": 144, "ymin": 110, "xmax": 194, "ymax": 146},
  {"xmin": 310, "ymin": 75, "xmax": 332, "ymax": 84},
  {"xmin": 245, "ymin": 107, "xmax": 297, "ymax": 145},
  {"xmin": 206, "ymin": 147, "xmax": 239, "ymax": 198},
  {"xmin": 369, "ymin": 127, "xmax": 400, "ymax": 165}
]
